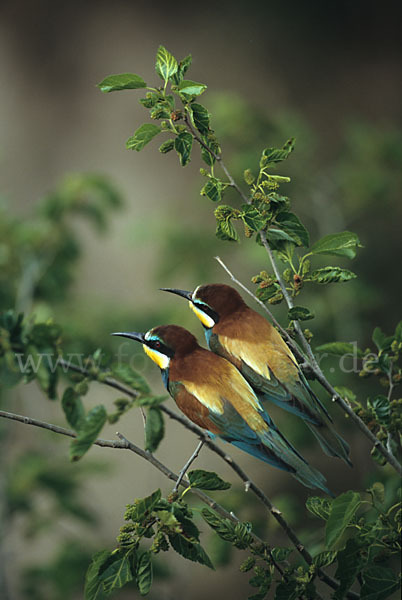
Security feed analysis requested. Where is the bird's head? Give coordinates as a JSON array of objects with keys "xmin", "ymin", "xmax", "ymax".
[
  {"xmin": 161, "ymin": 283, "xmax": 245, "ymax": 329},
  {"xmin": 111, "ymin": 324, "xmax": 198, "ymax": 369}
]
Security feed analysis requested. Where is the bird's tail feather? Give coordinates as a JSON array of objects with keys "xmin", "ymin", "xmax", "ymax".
[{"xmin": 307, "ymin": 421, "xmax": 352, "ymax": 467}]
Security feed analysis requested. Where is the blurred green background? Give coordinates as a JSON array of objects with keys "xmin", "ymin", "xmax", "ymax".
[{"xmin": 0, "ymin": 1, "xmax": 401, "ymax": 598}]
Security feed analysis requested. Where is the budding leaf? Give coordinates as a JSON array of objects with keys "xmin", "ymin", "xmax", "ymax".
[
  {"xmin": 174, "ymin": 132, "xmax": 193, "ymax": 166},
  {"xmin": 262, "ymin": 137, "xmax": 295, "ymax": 166},
  {"xmin": 159, "ymin": 139, "xmax": 175, "ymax": 154},
  {"xmin": 216, "ymin": 218, "xmax": 238, "ymax": 242},
  {"xmin": 275, "ymin": 211, "xmax": 310, "ymax": 247},
  {"xmin": 310, "ymin": 231, "xmax": 362, "ymax": 259},
  {"xmin": 306, "ymin": 496, "xmax": 332, "ymax": 521},
  {"xmin": 136, "ymin": 552, "xmax": 153, "ymax": 596},
  {"xmin": 240, "ymin": 204, "xmax": 266, "ymax": 232},
  {"xmin": 126, "ymin": 124, "xmax": 162, "ymax": 151},
  {"xmin": 177, "ymin": 79, "xmax": 207, "ymax": 99},
  {"xmin": 171, "ymin": 54, "xmax": 192, "ymax": 85},
  {"xmin": 62, "ymin": 387, "xmax": 85, "ymax": 431},
  {"xmin": 188, "ymin": 469, "xmax": 231, "ymax": 490},
  {"xmin": 288, "ymin": 306, "xmax": 315, "ymax": 321},
  {"xmin": 97, "ymin": 73, "xmax": 147, "ymax": 93},
  {"xmin": 310, "ymin": 266, "xmax": 357, "ymax": 284},
  {"xmin": 325, "ymin": 491, "xmax": 361, "ymax": 549},
  {"xmin": 155, "ymin": 45, "xmax": 178, "ymax": 82}
]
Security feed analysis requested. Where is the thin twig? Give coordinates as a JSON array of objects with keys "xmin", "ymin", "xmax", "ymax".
[
  {"xmin": 173, "ymin": 439, "xmax": 204, "ymax": 492},
  {"xmin": 57, "ymin": 359, "xmax": 358, "ymax": 597}
]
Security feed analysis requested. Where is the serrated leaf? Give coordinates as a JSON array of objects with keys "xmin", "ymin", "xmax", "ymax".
[
  {"xmin": 371, "ymin": 395, "xmax": 390, "ymax": 426},
  {"xmin": 97, "ymin": 73, "xmax": 147, "ymax": 93},
  {"xmin": 85, "ymin": 550, "xmax": 111, "ymax": 600},
  {"xmin": 168, "ymin": 533, "xmax": 214, "ymax": 569},
  {"xmin": 361, "ymin": 566, "xmax": 400, "ymax": 600},
  {"xmin": 240, "ymin": 204, "xmax": 267, "ymax": 232},
  {"xmin": 266, "ymin": 228, "xmax": 296, "ymax": 245},
  {"xmin": 177, "ymin": 79, "xmax": 207, "ymax": 98},
  {"xmin": 325, "ymin": 491, "xmax": 361, "ymax": 549},
  {"xmin": 316, "ymin": 342, "xmax": 364, "ymax": 358},
  {"xmin": 190, "ymin": 103, "xmax": 210, "ymax": 135},
  {"xmin": 136, "ymin": 551, "xmax": 153, "ymax": 596},
  {"xmin": 70, "ymin": 405, "xmax": 107, "ymax": 461},
  {"xmin": 188, "ymin": 469, "xmax": 231, "ymax": 491},
  {"xmin": 313, "ymin": 550, "xmax": 337, "ymax": 568},
  {"xmin": 372, "ymin": 327, "xmax": 393, "ymax": 351},
  {"xmin": 145, "ymin": 407, "xmax": 164, "ymax": 452},
  {"xmin": 62, "ymin": 387, "xmax": 85, "ymax": 431},
  {"xmin": 201, "ymin": 134, "xmax": 220, "ymax": 165},
  {"xmin": 101, "ymin": 554, "xmax": 133, "ymax": 594},
  {"xmin": 111, "ymin": 363, "xmax": 150, "ymax": 394},
  {"xmin": 262, "ymin": 138, "xmax": 295, "ymax": 166},
  {"xmin": 171, "ymin": 54, "xmax": 193, "ymax": 85},
  {"xmin": 174, "ymin": 131, "xmax": 193, "ymax": 166},
  {"xmin": 216, "ymin": 218, "xmax": 238, "ymax": 242},
  {"xmin": 310, "ymin": 231, "xmax": 362, "ymax": 259},
  {"xmin": 275, "ymin": 212, "xmax": 310, "ymax": 247},
  {"xmin": 159, "ymin": 139, "xmax": 175, "ymax": 154},
  {"xmin": 306, "ymin": 496, "xmax": 332, "ymax": 520},
  {"xmin": 126, "ymin": 124, "xmax": 162, "ymax": 151},
  {"xmin": 201, "ymin": 178, "xmax": 222, "ymax": 202},
  {"xmin": 334, "ymin": 538, "xmax": 366, "ymax": 600},
  {"xmin": 155, "ymin": 45, "xmax": 178, "ymax": 82},
  {"xmin": 271, "ymin": 547, "xmax": 293, "ymax": 562},
  {"xmin": 310, "ymin": 266, "xmax": 357, "ymax": 284},
  {"xmin": 288, "ymin": 306, "xmax": 315, "ymax": 321},
  {"xmin": 155, "ymin": 510, "xmax": 182, "ymax": 533},
  {"xmin": 126, "ymin": 489, "xmax": 162, "ymax": 523}
]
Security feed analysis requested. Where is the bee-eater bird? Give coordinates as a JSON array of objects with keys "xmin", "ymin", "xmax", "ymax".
[
  {"xmin": 112, "ymin": 325, "xmax": 333, "ymax": 495},
  {"xmin": 161, "ymin": 284, "xmax": 352, "ymax": 467}
]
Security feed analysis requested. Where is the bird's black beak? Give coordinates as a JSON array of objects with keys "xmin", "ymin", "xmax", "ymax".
[
  {"xmin": 111, "ymin": 331, "xmax": 145, "ymax": 344},
  {"xmin": 160, "ymin": 287, "xmax": 193, "ymax": 300}
]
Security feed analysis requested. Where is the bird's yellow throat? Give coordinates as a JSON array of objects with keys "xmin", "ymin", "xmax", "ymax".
[
  {"xmin": 143, "ymin": 345, "xmax": 170, "ymax": 369},
  {"xmin": 189, "ymin": 301, "xmax": 215, "ymax": 328}
]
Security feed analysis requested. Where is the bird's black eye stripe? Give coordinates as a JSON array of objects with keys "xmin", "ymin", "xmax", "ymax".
[
  {"xmin": 194, "ymin": 301, "xmax": 220, "ymax": 325},
  {"xmin": 148, "ymin": 339, "xmax": 175, "ymax": 358}
]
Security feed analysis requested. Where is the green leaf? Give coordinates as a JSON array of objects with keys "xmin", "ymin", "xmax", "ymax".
[
  {"xmin": 313, "ymin": 550, "xmax": 337, "ymax": 568},
  {"xmin": 201, "ymin": 178, "xmax": 222, "ymax": 202},
  {"xmin": 155, "ymin": 45, "xmax": 178, "ymax": 82},
  {"xmin": 240, "ymin": 204, "xmax": 267, "ymax": 232},
  {"xmin": 101, "ymin": 554, "xmax": 133, "ymax": 594},
  {"xmin": 371, "ymin": 395, "xmax": 390, "ymax": 426},
  {"xmin": 145, "ymin": 407, "xmax": 164, "ymax": 452},
  {"xmin": 216, "ymin": 218, "xmax": 238, "ymax": 242},
  {"xmin": 368, "ymin": 482, "xmax": 385, "ymax": 505},
  {"xmin": 266, "ymin": 228, "xmax": 296, "ymax": 245},
  {"xmin": 177, "ymin": 79, "xmax": 207, "ymax": 98},
  {"xmin": 190, "ymin": 103, "xmax": 210, "ymax": 135},
  {"xmin": 288, "ymin": 306, "xmax": 315, "ymax": 321},
  {"xmin": 200, "ymin": 134, "xmax": 220, "ymax": 165},
  {"xmin": 85, "ymin": 550, "xmax": 111, "ymax": 600},
  {"xmin": 136, "ymin": 551, "xmax": 153, "ymax": 596},
  {"xmin": 333, "ymin": 386, "xmax": 357, "ymax": 402},
  {"xmin": 168, "ymin": 533, "xmax": 214, "ymax": 569},
  {"xmin": 275, "ymin": 212, "xmax": 310, "ymax": 247},
  {"xmin": 372, "ymin": 327, "xmax": 393, "ymax": 351},
  {"xmin": 62, "ymin": 387, "xmax": 85, "ymax": 431},
  {"xmin": 274, "ymin": 578, "xmax": 298, "ymax": 600},
  {"xmin": 262, "ymin": 138, "xmax": 295, "ymax": 166},
  {"xmin": 125, "ymin": 489, "xmax": 162, "ymax": 523},
  {"xmin": 361, "ymin": 566, "xmax": 400, "ymax": 600},
  {"xmin": 325, "ymin": 491, "xmax": 361, "ymax": 549},
  {"xmin": 111, "ymin": 363, "xmax": 150, "ymax": 394},
  {"xmin": 315, "ymin": 342, "xmax": 364, "ymax": 358},
  {"xmin": 159, "ymin": 139, "xmax": 175, "ymax": 154},
  {"xmin": 188, "ymin": 469, "xmax": 231, "ymax": 491},
  {"xmin": 310, "ymin": 266, "xmax": 357, "ymax": 284},
  {"xmin": 271, "ymin": 547, "xmax": 293, "ymax": 562},
  {"xmin": 306, "ymin": 496, "xmax": 332, "ymax": 521},
  {"xmin": 97, "ymin": 73, "xmax": 147, "ymax": 93},
  {"xmin": 126, "ymin": 124, "xmax": 162, "ymax": 151},
  {"xmin": 70, "ymin": 405, "xmax": 107, "ymax": 461},
  {"xmin": 171, "ymin": 54, "xmax": 192, "ymax": 85},
  {"xmin": 334, "ymin": 538, "xmax": 366, "ymax": 600},
  {"xmin": 174, "ymin": 132, "xmax": 193, "ymax": 166},
  {"xmin": 310, "ymin": 231, "xmax": 362, "ymax": 259}
]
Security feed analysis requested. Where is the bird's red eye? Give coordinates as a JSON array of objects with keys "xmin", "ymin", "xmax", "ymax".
[{"xmin": 155, "ymin": 341, "xmax": 161, "ymax": 349}]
